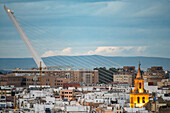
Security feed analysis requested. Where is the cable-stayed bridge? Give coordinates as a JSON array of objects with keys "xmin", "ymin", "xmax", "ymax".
[{"xmin": 4, "ymin": 5, "xmax": 122, "ymax": 71}]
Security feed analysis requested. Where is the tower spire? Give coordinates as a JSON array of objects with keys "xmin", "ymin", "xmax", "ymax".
[{"xmin": 136, "ymin": 62, "xmax": 142, "ymax": 79}]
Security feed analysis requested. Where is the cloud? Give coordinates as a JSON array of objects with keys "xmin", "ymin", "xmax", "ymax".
[
  {"xmin": 62, "ymin": 47, "xmax": 71, "ymax": 53},
  {"xmin": 42, "ymin": 46, "xmax": 148, "ymax": 57},
  {"xmin": 41, "ymin": 47, "xmax": 72, "ymax": 57},
  {"xmin": 136, "ymin": 46, "xmax": 147, "ymax": 53},
  {"xmin": 86, "ymin": 46, "xmax": 147, "ymax": 56}
]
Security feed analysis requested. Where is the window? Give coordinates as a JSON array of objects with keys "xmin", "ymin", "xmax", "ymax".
[
  {"xmin": 137, "ymin": 97, "xmax": 140, "ymax": 103},
  {"xmin": 139, "ymin": 83, "xmax": 141, "ymax": 89},
  {"xmin": 131, "ymin": 97, "xmax": 133, "ymax": 104},
  {"xmin": 142, "ymin": 97, "xmax": 145, "ymax": 103}
]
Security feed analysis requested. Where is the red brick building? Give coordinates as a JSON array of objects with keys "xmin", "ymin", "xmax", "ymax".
[{"xmin": 63, "ymin": 83, "xmax": 80, "ymax": 89}]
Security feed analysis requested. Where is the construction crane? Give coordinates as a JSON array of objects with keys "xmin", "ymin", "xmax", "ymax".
[
  {"xmin": 4, "ymin": 5, "xmax": 46, "ymax": 68},
  {"xmin": 40, "ymin": 62, "xmax": 42, "ymax": 90}
]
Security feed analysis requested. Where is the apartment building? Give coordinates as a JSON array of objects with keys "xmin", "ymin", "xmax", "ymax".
[
  {"xmin": 157, "ymin": 79, "xmax": 170, "ymax": 89},
  {"xmin": 0, "ymin": 75, "xmax": 69, "ymax": 88},
  {"xmin": 144, "ymin": 66, "xmax": 165, "ymax": 85},
  {"xmin": 60, "ymin": 89, "xmax": 75, "ymax": 100},
  {"xmin": 13, "ymin": 69, "xmax": 98, "ymax": 84},
  {"xmin": 0, "ymin": 69, "xmax": 98, "ymax": 87},
  {"xmin": 113, "ymin": 72, "xmax": 133, "ymax": 85},
  {"xmin": 123, "ymin": 66, "xmax": 135, "ymax": 85}
]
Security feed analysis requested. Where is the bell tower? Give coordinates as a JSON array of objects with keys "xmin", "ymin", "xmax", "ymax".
[
  {"xmin": 130, "ymin": 63, "xmax": 149, "ymax": 108},
  {"xmin": 133, "ymin": 63, "xmax": 144, "ymax": 93}
]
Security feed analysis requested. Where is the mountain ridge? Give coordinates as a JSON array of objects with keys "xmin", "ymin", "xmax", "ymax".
[{"xmin": 0, "ymin": 55, "xmax": 169, "ymax": 71}]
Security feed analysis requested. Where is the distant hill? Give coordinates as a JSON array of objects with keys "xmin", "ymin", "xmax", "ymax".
[{"xmin": 0, "ymin": 55, "xmax": 169, "ymax": 71}]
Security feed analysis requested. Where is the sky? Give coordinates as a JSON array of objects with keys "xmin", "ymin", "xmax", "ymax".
[{"xmin": 0, "ymin": 0, "xmax": 170, "ymax": 58}]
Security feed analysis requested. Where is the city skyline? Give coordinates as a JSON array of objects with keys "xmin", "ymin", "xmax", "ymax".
[
  {"xmin": 0, "ymin": 1, "xmax": 169, "ymax": 112},
  {"xmin": 0, "ymin": 0, "xmax": 170, "ymax": 58}
]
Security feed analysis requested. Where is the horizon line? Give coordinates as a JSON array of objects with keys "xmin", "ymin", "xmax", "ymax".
[{"xmin": 0, "ymin": 55, "xmax": 169, "ymax": 59}]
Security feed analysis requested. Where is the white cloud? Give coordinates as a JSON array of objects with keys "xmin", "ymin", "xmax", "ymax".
[
  {"xmin": 41, "ymin": 51, "xmax": 55, "ymax": 57},
  {"xmin": 62, "ymin": 47, "xmax": 71, "ymax": 53},
  {"xmin": 86, "ymin": 46, "xmax": 147, "ymax": 56},
  {"xmin": 136, "ymin": 46, "xmax": 147, "ymax": 53},
  {"xmin": 41, "ymin": 47, "xmax": 72, "ymax": 57},
  {"xmin": 41, "ymin": 46, "xmax": 148, "ymax": 57}
]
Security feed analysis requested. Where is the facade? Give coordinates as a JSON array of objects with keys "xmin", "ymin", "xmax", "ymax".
[
  {"xmin": 157, "ymin": 79, "xmax": 170, "ymax": 89},
  {"xmin": 0, "ymin": 69, "xmax": 98, "ymax": 87},
  {"xmin": 63, "ymin": 83, "xmax": 80, "ymax": 89},
  {"xmin": 144, "ymin": 67, "xmax": 165, "ymax": 85},
  {"xmin": 130, "ymin": 63, "xmax": 149, "ymax": 108},
  {"xmin": 0, "ymin": 75, "xmax": 69, "ymax": 88},
  {"xmin": 94, "ymin": 66, "xmax": 135, "ymax": 84},
  {"xmin": 0, "ymin": 86, "xmax": 15, "ymax": 109},
  {"xmin": 123, "ymin": 66, "xmax": 135, "ymax": 85},
  {"xmin": 42, "ymin": 76, "xmax": 69, "ymax": 87},
  {"xmin": 60, "ymin": 89, "xmax": 75, "ymax": 100},
  {"xmin": 0, "ymin": 87, "xmax": 13, "ymax": 97},
  {"xmin": 12, "ymin": 69, "xmax": 98, "ymax": 85},
  {"xmin": 94, "ymin": 67, "xmax": 117, "ymax": 84},
  {"xmin": 113, "ymin": 72, "xmax": 133, "ymax": 85},
  {"xmin": 0, "ymin": 76, "xmax": 26, "ymax": 87}
]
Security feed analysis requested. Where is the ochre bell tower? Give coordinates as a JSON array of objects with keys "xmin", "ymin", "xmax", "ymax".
[{"xmin": 130, "ymin": 63, "xmax": 149, "ymax": 108}]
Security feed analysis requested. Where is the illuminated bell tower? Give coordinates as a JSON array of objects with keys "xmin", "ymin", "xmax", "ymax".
[{"xmin": 130, "ymin": 63, "xmax": 149, "ymax": 108}]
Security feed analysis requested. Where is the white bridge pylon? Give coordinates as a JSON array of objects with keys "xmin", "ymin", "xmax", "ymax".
[{"xmin": 4, "ymin": 6, "xmax": 46, "ymax": 68}]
